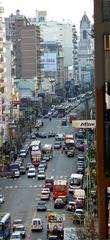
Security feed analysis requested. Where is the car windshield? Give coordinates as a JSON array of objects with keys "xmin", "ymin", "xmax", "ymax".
[
  {"xmin": 28, "ymin": 170, "xmax": 35, "ymax": 173},
  {"xmin": 76, "ymin": 210, "xmax": 83, "ymax": 214},
  {"xmin": 39, "ymin": 171, "xmax": 44, "ymax": 174},
  {"xmin": 15, "ymin": 226, "xmax": 25, "ymax": 231},
  {"xmin": 42, "ymin": 192, "xmax": 48, "ymax": 195},
  {"xmin": 38, "ymin": 202, "xmax": 45, "ymax": 206}
]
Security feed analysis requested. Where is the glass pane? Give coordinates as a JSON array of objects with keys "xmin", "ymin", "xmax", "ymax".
[{"xmin": 103, "ymin": 0, "xmax": 110, "ymax": 21}]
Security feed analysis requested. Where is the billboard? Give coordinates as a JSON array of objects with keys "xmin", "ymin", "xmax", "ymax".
[
  {"xmin": 42, "ymin": 52, "xmax": 57, "ymax": 72},
  {"xmin": 72, "ymin": 120, "xmax": 96, "ymax": 128}
]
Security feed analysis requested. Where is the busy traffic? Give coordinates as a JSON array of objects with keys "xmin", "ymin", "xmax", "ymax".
[{"xmin": 0, "ymin": 95, "xmax": 95, "ymax": 240}]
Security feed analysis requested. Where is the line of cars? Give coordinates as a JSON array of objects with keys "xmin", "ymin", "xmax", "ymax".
[{"xmin": 10, "ymin": 219, "xmax": 26, "ymax": 240}]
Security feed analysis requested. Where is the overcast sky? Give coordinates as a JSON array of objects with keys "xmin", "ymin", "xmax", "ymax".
[{"xmin": 3, "ymin": 0, "xmax": 94, "ymax": 30}]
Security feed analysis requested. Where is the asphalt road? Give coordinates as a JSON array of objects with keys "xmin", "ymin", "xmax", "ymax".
[{"xmin": 0, "ymin": 112, "xmax": 83, "ymax": 240}]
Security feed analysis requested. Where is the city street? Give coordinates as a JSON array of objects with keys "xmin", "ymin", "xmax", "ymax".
[{"xmin": 0, "ymin": 115, "xmax": 80, "ymax": 239}]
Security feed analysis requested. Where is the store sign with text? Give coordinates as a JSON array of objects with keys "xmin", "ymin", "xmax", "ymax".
[{"xmin": 72, "ymin": 120, "xmax": 96, "ymax": 129}]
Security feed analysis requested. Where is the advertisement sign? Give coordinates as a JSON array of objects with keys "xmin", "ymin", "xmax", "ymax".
[
  {"xmin": 48, "ymin": 213, "xmax": 65, "ymax": 222},
  {"xmin": 72, "ymin": 120, "xmax": 96, "ymax": 128},
  {"xmin": 42, "ymin": 52, "xmax": 57, "ymax": 71}
]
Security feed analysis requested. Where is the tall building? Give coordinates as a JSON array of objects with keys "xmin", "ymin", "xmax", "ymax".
[
  {"xmin": 94, "ymin": 0, "xmax": 110, "ymax": 239},
  {"xmin": 5, "ymin": 10, "xmax": 30, "ymax": 78},
  {"xmin": 0, "ymin": 3, "xmax": 13, "ymax": 145},
  {"xmin": 20, "ymin": 25, "xmax": 43, "ymax": 82},
  {"xmin": 31, "ymin": 16, "xmax": 72, "ymax": 80},
  {"xmin": 5, "ymin": 10, "xmax": 43, "ymax": 87},
  {"xmin": 41, "ymin": 41, "xmax": 64, "ymax": 94},
  {"xmin": 78, "ymin": 12, "xmax": 94, "ymax": 91},
  {"xmin": 72, "ymin": 24, "xmax": 79, "ymax": 84}
]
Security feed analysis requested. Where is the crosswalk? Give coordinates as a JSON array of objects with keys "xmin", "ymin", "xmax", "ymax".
[{"xmin": 0, "ymin": 175, "xmax": 69, "ymax": 190}]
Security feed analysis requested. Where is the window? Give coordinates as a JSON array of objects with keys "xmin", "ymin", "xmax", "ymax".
[
  {"xmin": 104, "ymin": 34, "xmax": 110, "ymax": 50},
  {"xmin": 83, "ymin": 30, "xmax": 87, "ymax": 39},
  {"xmin": 103, "ymin": 0, "xmax": 110, "ymax": 21}
]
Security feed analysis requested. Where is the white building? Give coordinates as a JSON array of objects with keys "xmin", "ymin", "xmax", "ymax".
[
  {"xmin": 78, "ymin": 12, "xmax": 94, "ymax": 89},
  {"xmin": 40, "ymin": 21, "xmax": 72, "ymax": 68},
  {"xmin": 4, "ymin": 41, "xmax": 12, "ymax": 113},
  {"xmin": 29, "ymin": 13, "xmax": 72, "ymax": 87},
  {"xmin": 72, "ymin": 25, "xmax": 79, "ymax": 84}
]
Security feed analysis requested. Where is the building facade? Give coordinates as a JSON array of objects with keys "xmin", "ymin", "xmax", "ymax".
[
  {"xmin": 72, "ymin": 24, "xmax": 79, "ymax": 84},
  {"xmin": 41, "ymin": 41, "xmax": 64, "ymax": 94},
  {"xmin": 5, "ymin": 10, "xmax": 43, "ymax": 87},
  {"xmin": 78, "ymin": 12, "xmax": 94, "ymax": 92},
  {"xmin": 94, "ymin": 0, "xmax": 110, "ymax": 239}
]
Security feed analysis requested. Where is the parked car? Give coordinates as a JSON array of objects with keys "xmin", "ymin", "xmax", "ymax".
[
  {"xmin": 10, "ymin": 232, "xmax": 22, "ymax": 240},
  {"xmin": 36, "ymin": 201, "xmax": 47, "ymax": 211},
  {"xmin": 54, "ymin": 141, "xmax": 62, "ymax": 149},
  {"xmin": 26, "ymin": 163, "xmax": 35, "ymax": 171},
  {"xmin": 40, "ymin": 189, "xmax": 50, "ymax": 200},
  {"xmin": 19, "ymin": 166, "xmax": 26, "ymax": 175},
  {"xmin": 12, "ymin": 169, "xmax": 20, "ymax": 178},
  {"xmin": 44, "ymin": 114, "xmax": 49, "ymax": 119},
  {"xmin": 38, "ymin": 132, "xmax": 47, "ymax": 138},
  {"xmin": 38, "ymin": 164, "xmax": 46, "ymax": 171},
  {"xmin": 13, "ymin": 224, "xmax": 26, "ymax": 238},
  {"xmin": 37, "ymin": 170, "xmax": 46, "ymax": 180},
  {"xmin": 12, "ymin": 219, "xmax": 24, "ymax": 231},
  {"xmin": 54, "ymin": 198, "xmax": 65, "ymax": 208},
  {"xmin": 48, "ymin": 132, "xmax": 56, "ymax": 137},
  {"xmin": 27, "ymin": 168, "xmax": 36, "ymax": 178},
  {"xmin": 66, "ymin": 201, "xmax": 76, "ymax": 212},
  {"xmin": 19, "ymin": 149, "xmax": 27, "ymax": 158},
  {"xmin": 52, "ymin": 111, "xmax": 58, "ymax": 118},
  {"xmin": 0, "ymin": 194, "xmax": 5, "ymax": 204},
  {"xmin": 45, "ymin": 177, "xmax": 54, "ymax": 191},
  {"xmin": 55, "ymin": 133, "xmax": 64, "ymax": 141},
  {"xmin": 73, "ymin": 209, "xmax": 85, "ymax": 224},
  {"xmin": 31, "ymin": 133, "xmax": 36, "ymax": 139},
  {"xmin": 40, "ymin": 160, "xmax": 47, "ymax": 169},
  {"xmin": 42, "ymin": 155, "xmax": 50, "ymax": 161},
  {"xmin": 75, "ymin": 139, "xmax": 85, "ymax": 152},
  {"xmin": 61, "ymin": 118, "xmax": 67, "ymax": 126}
]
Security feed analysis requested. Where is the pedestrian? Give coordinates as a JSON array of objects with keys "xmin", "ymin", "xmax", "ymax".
[{"xmin": 49, "ymin": 116, "xmax": 52, "ymax": 121}]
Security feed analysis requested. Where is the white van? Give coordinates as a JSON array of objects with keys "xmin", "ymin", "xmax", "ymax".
[{"xmin": 31, "ymin": 218, "xmax": 43, "ymax": 231}]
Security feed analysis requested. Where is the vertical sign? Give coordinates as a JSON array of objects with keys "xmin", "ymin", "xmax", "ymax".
[{"xmin": 0, "ymin": 95, "xmax": 2, "ymax": 121}]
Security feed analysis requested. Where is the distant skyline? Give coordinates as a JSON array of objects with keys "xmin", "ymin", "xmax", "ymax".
[{"xmin": 3, "ymin": 0, "xmax": 94, "ymax": 31}]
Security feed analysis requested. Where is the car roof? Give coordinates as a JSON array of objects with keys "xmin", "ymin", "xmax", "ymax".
[
  {"xmin": 38, "ymin": 200, "xmax": 46, "ymax": 204},
  {"xmin": 32, "ymin": 218, "xmax": 42, "ymax": 221},
  {"xmin": 11, "ymin": 231, "xmax": 21, "ymax": 236}
]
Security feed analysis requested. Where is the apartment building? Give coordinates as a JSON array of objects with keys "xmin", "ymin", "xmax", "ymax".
[{"xmin": 94, "ymin": 0, "xmax": 110, "ymax": 239}]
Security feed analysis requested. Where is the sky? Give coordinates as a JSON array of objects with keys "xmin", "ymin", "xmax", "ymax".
[{"xmin": 3, "ymin": 0, "xmax": 94, "ymax": 31}]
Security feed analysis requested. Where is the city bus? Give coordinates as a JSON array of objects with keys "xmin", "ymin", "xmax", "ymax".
[
  {"xmin": 53, "ymin": 180, "xmax": 68, "ymax": 200},
  {"xmin": 0, "ymin": 213, "xmax": 11, "ymax": 239},
  {"xmin": 42, "ymin": 144, "xmax": 53, "ymax": 160},
  {"xmin": 69, "ymin": 173, "xmax": 83, "ymax": 193}
]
